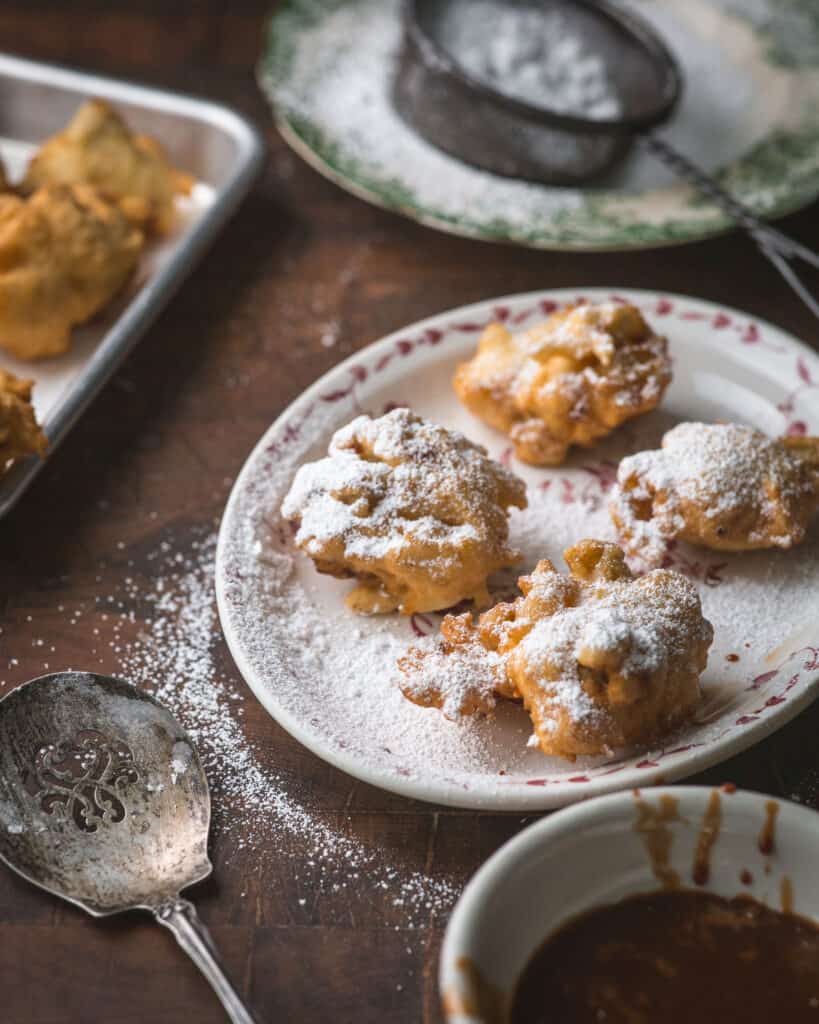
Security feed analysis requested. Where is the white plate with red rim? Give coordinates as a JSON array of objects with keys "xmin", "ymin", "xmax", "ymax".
[{"xmin": 215, "ymin": 287, "xmax": 819, "ymax": 810}]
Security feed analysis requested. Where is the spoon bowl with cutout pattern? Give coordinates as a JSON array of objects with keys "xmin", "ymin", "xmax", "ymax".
[{"xmin": 0, "ymin": 671, "xmax": 259, "ymax": 1024}]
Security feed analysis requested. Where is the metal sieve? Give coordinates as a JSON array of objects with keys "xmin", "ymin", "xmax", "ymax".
[{"xmin": 395, "ymin": 0, "xmax": 819, "ymax": 318}]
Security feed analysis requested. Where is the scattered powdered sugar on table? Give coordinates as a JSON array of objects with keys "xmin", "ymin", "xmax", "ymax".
[
  {"xmin": 437, "ymin": 1, "xmax": 622, "ymax": 119},
  {"xmin": 109, "ymin": 531, "xmax": 459, "ymax": 922}
]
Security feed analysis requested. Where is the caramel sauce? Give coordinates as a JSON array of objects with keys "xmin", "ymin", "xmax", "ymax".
[
  {"xmin": 759, "ymin": 800, "xmax": 779, "ymax": 855},
  {"xmin": 442, "ymin": 956, "xmax": 505, "ymax": 1024},
  {"xmin": 740, "ymin": 868, "xmax": 754, "ymax": 886},
  {"xmin": 633, "ymin": 793, "xmax": 680, "ymax": 889},
  {"xmin": 510, "ymin": 891, "xmax": 819, "ymax": 1024},
  {"xmin": 634, "ymin": 790, "xmax": 727, "ymax": 890},
  {"xmin": 726, "ymin": 653, "xmax": 740, "ymax": 662},
  {"xmin": 692, "ymin": 790, "xmax": 721, "ymax": 885}
]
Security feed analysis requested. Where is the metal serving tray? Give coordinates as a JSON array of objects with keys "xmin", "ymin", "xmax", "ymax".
[{"xmin": 0, "ymin": 53, "xmax": 264, "ymax": 518}]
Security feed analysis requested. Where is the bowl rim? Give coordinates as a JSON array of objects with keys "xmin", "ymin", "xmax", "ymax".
[
  {"xmin": 403, "ymin": 0, "xmax": 682, "ymax": 134},
  {"xmin": 439, "ymin": 785, "xmax": 819, "ymax": 1018}
]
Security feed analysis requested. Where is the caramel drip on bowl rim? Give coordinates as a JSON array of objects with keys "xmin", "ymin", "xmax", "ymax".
[
  {"xmin": 442, "ymin": 956, "xmax": 506, "ymax": 1024},
  {"xmin": 758, "ymin": 800, "xmax": 779, "ymax": 855},
  {"xmin": 692, "ymin": 789, "xmax": 722, "ymax": 886},
  {"xmin": 633, "ymin": 792, "xmax": 681, "ymax": 889}
]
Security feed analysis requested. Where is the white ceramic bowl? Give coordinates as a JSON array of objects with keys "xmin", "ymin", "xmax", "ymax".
[{"xmin": 440, "ymin": 786, "xmax": 819, "ymax": 1022}]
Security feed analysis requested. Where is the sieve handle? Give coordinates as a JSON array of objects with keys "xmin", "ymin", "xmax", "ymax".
[{"xmin": 645, "ymin": 133, "xmax": 819, "ymax": 321}]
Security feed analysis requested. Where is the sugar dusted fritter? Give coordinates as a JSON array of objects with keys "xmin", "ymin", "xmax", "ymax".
[
  {"xmin": 499, "ymin": 541, "xmax": 712, "ymax": 758},
  {"xmin": 0, "ymin": 370, "xmax": 47, "ymax": 467},
  {"xmin": 0, "ymin": 184, "xmax": 143, "ymax": 360},
  {"xmin": 453, "ymin": 302, "xmax": 671, "ymax": 465},
  {"xmin": 23, "ymin": 99, "xmax": 192, "ymax": 235},
  {"xmin": 397, "ymin": 612, "xmax": 510, "ymax": 719},
  {"xmin": 610, "ymin": 422, "xmax": 819, "ymax": 567},
  {"xmin": 397, "ymin": 540, "xmax": 712, "ymax": 760},
  {"xmin": 281, "ymin": 408, "xmax": 527, "ymax": 615}
]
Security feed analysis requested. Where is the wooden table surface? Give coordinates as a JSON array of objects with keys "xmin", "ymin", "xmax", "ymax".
[{"xmin": 2, "ymin": 3, "xmax": 819, "ymax": 1022}]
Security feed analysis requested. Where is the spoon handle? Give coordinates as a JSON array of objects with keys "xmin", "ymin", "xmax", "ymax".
[{"xmin": 154, "ymin": 898, "xmax": 260, "ymax": 1024}]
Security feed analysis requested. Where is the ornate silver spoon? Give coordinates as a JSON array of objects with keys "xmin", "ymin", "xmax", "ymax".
[{"xmin": 0, "ymin": 671, "xmax": 259, "ymax": 1024}]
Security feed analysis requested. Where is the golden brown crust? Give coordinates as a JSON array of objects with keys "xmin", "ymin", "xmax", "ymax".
[
  {"xmin": 23, "ymin": 99, "xmax": 192, "ymax": 236},
  {"xmin": 610, "ymin": 422, "xmax": 819, "ymax": 566},
  {"xmin": 453, "ymin": 302, "xmax": 671, "ymax": 466},
  {"xmin": 0, "ymin": 185, "xmax": 143, "ymax": 360},
  {"xmin": 0, "ymin": 370, "xmax": 47, "ymax": 467},
  {"xmin": 397, "ymin": 613, "xmax": 510, "ymax": 719},
  {"xmin": 281, "ymin": 408, "xmax": 527, "ymax": 615},
  {"xmin": 397, "ymin": 540, "xmax": 712, "ymax": 759},
  {"xmin": 500, "ymin": 541, "xmax": 711, "ymax": 758}
]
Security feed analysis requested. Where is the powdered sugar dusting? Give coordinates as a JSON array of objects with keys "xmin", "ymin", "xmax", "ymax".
[
  {"xmin": 437, "ymin": 1, "xmax": 622, "ymax": 120},
  {"xmin": 218, "ymin": 393, "xmax": 819, "ymax": 792},
  {"xmin": 399, "ymin": 624, "xmax": 507, "ymax": 720},
  {"xmin": 520, "ymin": 302, "xmax": 622, "ymax": 361},
  {"xmin": 105, "ymin": 530, "xmax": 459, "ymax": 921},
  {"xmin": 282, "ymin": 408, "xmax": 522, "ymax": 574},
  {"xmin": 612, "ymin": 422, "xmax": 819, "ymax": 563},
  {"xmin": 262, "ymin": 0, "xmax": 782, "ymax": 240},
  {"xmin": 216, "ymin": 289, "xmax": 819, "ymax": 808},
  {"xmin": 628, "ymin": 422, "xmax": 808, "ymax": 517},
  {"xmin": 268, "ymin": 0, "xmax": 584, "ymax": 231},
  {"xmin": 514, "ymin": 566, "xmax": 711, "ymax": 726}
]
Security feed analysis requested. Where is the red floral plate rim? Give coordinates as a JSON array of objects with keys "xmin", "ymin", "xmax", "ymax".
[{"xmin": 216, "ymin": 287, "xmax": 819, "ymax": 810}]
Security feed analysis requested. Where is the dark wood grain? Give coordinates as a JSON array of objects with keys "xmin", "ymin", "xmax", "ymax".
[{"xmin": 1, "ymin": 4, "xmax": 819, "ymax": 1022}]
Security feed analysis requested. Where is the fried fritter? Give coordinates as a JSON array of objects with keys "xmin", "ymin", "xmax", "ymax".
[
  {"xmin": 397, "ymin": 540, "xmax": 712, "ymax": 759},
  {"xmin": 23, "ymin": 99, "xmax": 192, "ymax": 235},
  {"xmin": 397, "ymin": 612, "xmax": 510, "ymax": 719},
  {"xmin": 0, "ymin": 370, "xmax": 47, "ymax": 467},
  {"xmin": 0, "ymin": 184, "xmax": 143, "ymax": 359},
  {"xmin": 500, "ymin": 541, "xmax": 712, "ymax": 758},
  {"xmin": 610, "ymin": 422, "xmax": 819, "ymax": 566},
  {"xmin": 453, "ymin": 302, "xmax": 672, "ymax": 466},
  {"xmin": 281, "ymin": 408, "xmax": 527, "ymax": 615}
]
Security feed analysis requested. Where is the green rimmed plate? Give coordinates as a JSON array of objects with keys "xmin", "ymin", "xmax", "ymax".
[{"xmin": 259, "ymin": 0, "xmax": 819, "ymax": 251}]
